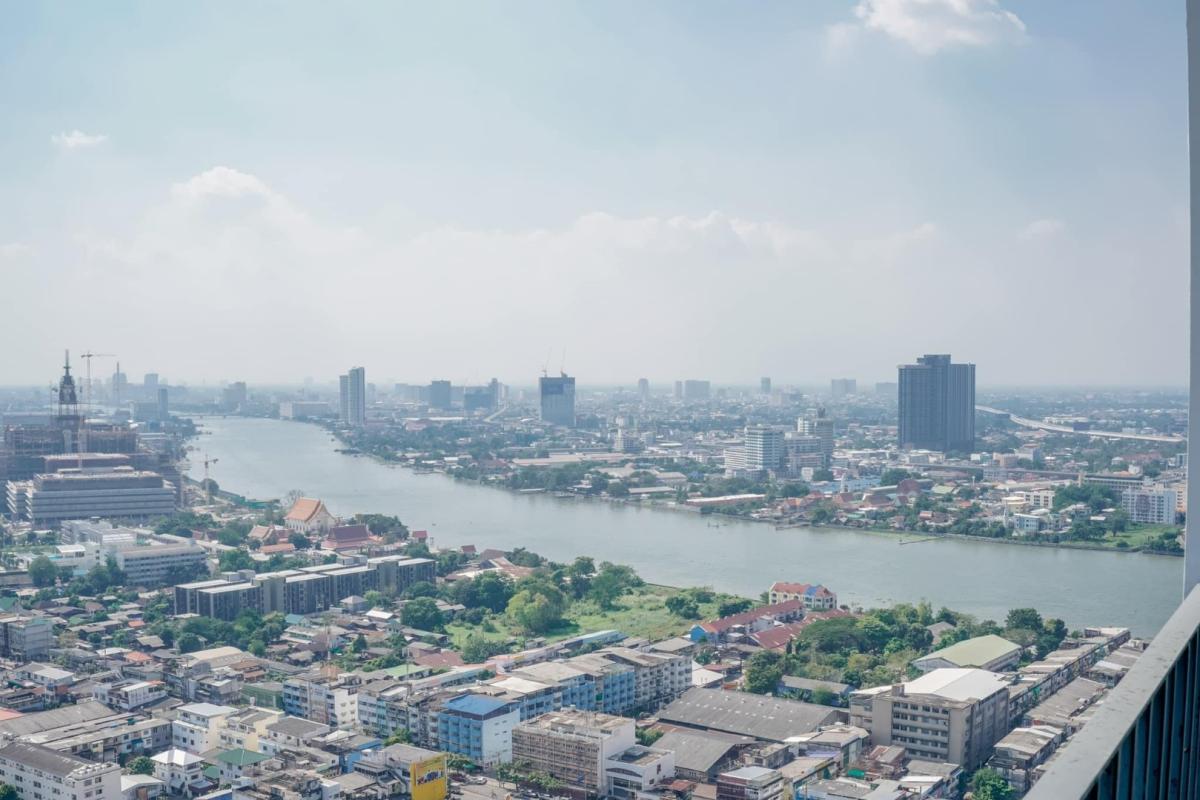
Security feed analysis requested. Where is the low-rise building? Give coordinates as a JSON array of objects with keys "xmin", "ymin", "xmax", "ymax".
[
  {"xmin": 911, "ymin": 634, "xmax": 1021, "ymax": 674},
  {"xmin": 716, "ymin": 766, "xmax": 783, "ymax": 800},
  {"xmin": 849, "ymin": 668, "xmax": 1010, "ymax": 770},
  {"xmin": 0, "ymin": 740, "xmax": 121, "ymax": 800}
]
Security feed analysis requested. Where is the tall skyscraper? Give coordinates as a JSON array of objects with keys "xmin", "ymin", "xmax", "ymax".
[
  {"xmin": 760, "ymin": 377, "xmax": 772, "ymax": 395},
  {"xmin": 539, "ymin": 373, "xmax": 576, "ymax": 427},
  {"xmin": 898, "ymin": 354, "xmax": 975, "ymax": 452},
  {"xmin": 339, "ymin": 375, "xmax": 350, "ymax": 423},
  {"xmin": 347, "ymin": 367, "xmax": 366, "ymax": 427},
  {"xmin": 637, "ymin": 378, "xmax": 650, "ymax": 402},
  {"xmin": 429, "ymin": 380, "xmax": 452, "ymax": 410},
  {"xmin": 673, "ymin": 381, "xmax": 683, "ymax": 400},
  {"xmin": 830, "ymin": 378, "xmax": 856, "ymax": 398}
]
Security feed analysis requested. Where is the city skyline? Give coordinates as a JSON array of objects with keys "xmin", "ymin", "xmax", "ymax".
[{"xmin": 0, "ymin": 1, "xmax": 1187, "ymax": 386}]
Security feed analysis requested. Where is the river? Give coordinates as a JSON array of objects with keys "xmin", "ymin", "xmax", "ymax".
[{"xmin": 185, "ymin": 416, "xmax": 1182, "ymax": 635}]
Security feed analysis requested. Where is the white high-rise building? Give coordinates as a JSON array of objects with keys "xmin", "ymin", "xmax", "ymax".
[
  {"xmin": 347, "ymin": 366, "xmax": 367, "ymax": 427},
  {"xmin": 744, "ymin": 426, "xmax": 784, "ymax": 471}
]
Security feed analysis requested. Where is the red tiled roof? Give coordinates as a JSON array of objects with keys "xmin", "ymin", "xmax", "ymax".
[
  {"xmin": 750, "ymin": 609, "xmax": 854, "ymax": 650},
  {"xmin": 700, "ymin": 599, "xmax": 803, "ymax": 635},
  {"xmin": 260, "ymin": 542, "xmax": 296, "ymax": 555}
]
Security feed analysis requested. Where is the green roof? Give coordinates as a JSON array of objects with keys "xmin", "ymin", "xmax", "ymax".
[
  {"xmin": 214, "ymin": 748, "xmax": 269, "ymax": 767},
  {"xmin": 917, "ymin": 634, "xmax": 1021, "ymax": 668}
]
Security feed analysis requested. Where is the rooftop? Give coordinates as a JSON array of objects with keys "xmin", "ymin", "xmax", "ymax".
[
  {"xmin": 900, "ymin": 668, "xmax": 1010, "ymax": 702},
  {"xmin": 915, "ymin": 634, "xmax": 1021, "ymax": 668},
  {"xmin": 658, "ymin": 688, "xmax": 840, "ymax": 742}
]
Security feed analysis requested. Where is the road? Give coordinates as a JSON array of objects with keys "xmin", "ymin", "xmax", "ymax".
[{"xmin": 976, "ymin": 406, "xmax": 1185, "ymax": 444}]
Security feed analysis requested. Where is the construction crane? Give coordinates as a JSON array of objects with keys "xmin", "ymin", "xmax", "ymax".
[
  {"xmin": 78, "ymin": 351, "xmax": 116, "ymax": 455},
  {"xmin": 200, "ymin": 453, "xmax": 219, "ymax": 503}
]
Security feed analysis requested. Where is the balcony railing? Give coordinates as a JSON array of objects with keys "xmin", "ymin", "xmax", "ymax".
[{"xmin": 1026, "ymin": 586, "xmax": 1200, "ymax": 799}]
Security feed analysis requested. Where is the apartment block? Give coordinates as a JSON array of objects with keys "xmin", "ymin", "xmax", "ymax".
[
  {"xmin": 0, "ymin": 741, "xmax": 121, "ymax": 800},
  {"xmin": 849, "ymin": 668, "xmax": 1010, "ymax": 770}
]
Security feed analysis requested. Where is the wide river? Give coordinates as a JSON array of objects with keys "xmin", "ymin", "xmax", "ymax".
[{"xmin": 186, "ymin": 416, "xmax": 1182, "ymax": 635}]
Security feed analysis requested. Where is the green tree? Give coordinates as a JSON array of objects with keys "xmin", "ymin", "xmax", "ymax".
[
  {"xmin": 507, "ymin": 583, "xmax": 566, "ymax": 634},
  {"xmin": 744, "ymin": 650, "xmax": 784, "ymax": 694},
  {"xmin": 127, "ymin": 756, "xmax": 155, "ymax": 776},
  {"xmin": 289, "ymin": 533, "xmax": 312, "ymax": 550},
  {"xmin": 218, "ymin": 549, "xmax": 255, "ymax": 573},
  {"xmin": 718, "ymin": 598, "xmax": 753, "ymax": 618},
  {"xmin": 0, "ymin": 784, "xmax": 19, "ymax": 800},
  {"xmin": 969, "ymin": 768, "xmax": 1013, "ymax": 800},
  {"xmin": 588, "ymin": 563, "xmax": 642, "ymax": 610},
  {"xmin": 665, "ymin": 595, "xmax": 700, "ymax": 619},
  {"xmin": 28, "ymin": 555, "xmax": 58, "ymax": 588},
  {"xmin": 461, "ymin": 634, "xmax": 507, "ymax": 664},
  {"xmin": 352, "ymin": 634, "xmax": 367, "ymax": 653},
  {"xmin": 1006, "ymin": 608, "xmax": 1043, "ymax": 632},
  {"xmin": 636, "ymin": 728, "xmax": 663, "ymax": 746},
  {"xmin": 401, "ymin": 597, "xmax": 444, "ymax": 631},
  {"xmin": 880, "ymin": 468, "xmax": 911, "ymax": 486}
]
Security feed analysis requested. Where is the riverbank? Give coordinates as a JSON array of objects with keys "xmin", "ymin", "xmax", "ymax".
[
  {"xmin": 182, "ymin": 415, "xmax": 1183, "ymax": 634},
  {"xmin": 300, "ymin": 418, "xmax": 1184, "ymax": 559}
]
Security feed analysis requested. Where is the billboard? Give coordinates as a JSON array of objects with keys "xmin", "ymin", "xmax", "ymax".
[{"xmin": 411, "ymin": 754, "xmax": 449, "ymax": 800}]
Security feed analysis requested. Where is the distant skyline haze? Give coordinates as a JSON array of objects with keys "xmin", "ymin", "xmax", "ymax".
[{"xmin": 0, "ymin": 1, "xmax": 1186, "ymax": 385}]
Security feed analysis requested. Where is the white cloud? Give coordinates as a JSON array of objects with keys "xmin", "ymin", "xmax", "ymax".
[
  {"xmin": 50, "ymin": 130, "xmax": 108, "ymax": 149},
  {"xmin": 172, "ymin": 166, "xmax": 274, "ymax": 200},
  {"xmin": 843, "ymin": 0, "xmax": 1027, "ymax": 55},
  {"xmin": 1018, "ymin": 217, "xmax": 1065, "ymax": 241}
]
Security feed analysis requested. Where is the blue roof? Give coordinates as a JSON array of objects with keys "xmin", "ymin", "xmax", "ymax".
[{"xmin": 443, "ymin": 694, "xmax": 513, "ymax": 717}]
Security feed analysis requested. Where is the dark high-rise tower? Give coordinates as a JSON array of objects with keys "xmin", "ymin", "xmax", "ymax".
[
  {"xmin": 539, "ymin": 373, "xmax": 576, "ymax": 427},
  {"xmin": 898, "ymin": 354, "xmax": 975, "ymax": 453}
]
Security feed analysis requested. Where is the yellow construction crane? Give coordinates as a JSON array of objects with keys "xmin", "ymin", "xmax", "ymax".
[{"xmin": 201, "ymin": 453, "xmax": 220, "ymax": 503}]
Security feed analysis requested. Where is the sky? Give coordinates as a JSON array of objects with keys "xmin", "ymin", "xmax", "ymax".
[{"xmin": 0, "ymin": 0, "xmax": 1188, "ymax": 388}]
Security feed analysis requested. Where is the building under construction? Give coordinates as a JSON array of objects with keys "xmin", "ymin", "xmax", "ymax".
[{"xmin": 0, "ymin": 354, "xmax": 182, "ymax": 505}]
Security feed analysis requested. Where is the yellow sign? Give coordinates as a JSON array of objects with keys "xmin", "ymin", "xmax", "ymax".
[{"xmin": 411, "ymin": 755, "xmax": 449, "ymax": 800}]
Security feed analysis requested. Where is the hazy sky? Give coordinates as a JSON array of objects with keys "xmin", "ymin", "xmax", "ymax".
[{"xmin": 0, "ymin": 1, "xmax": 1188, "ymax": 387}]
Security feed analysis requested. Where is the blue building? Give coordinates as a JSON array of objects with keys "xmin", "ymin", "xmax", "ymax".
[{"xmin": 435, "ymin": 694, "xmax": 519, "ymax": 766}]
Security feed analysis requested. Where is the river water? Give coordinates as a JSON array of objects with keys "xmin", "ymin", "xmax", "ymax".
[{"xmin": 186, "ymin": 416, "xmax": 1182, "ymax": 635}]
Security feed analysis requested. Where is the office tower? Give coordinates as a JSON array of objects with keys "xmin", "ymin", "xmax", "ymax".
[
  {"xmin": 539, "ymin": 373, "xmax": 576, "ymax": 427},
  {"xmin": 144, "ymin": 373, "xmax": 159, "ymax": 391},
  {"xmin": 673, "ymin": 381, "xmax": 683, "ymax": 400},
  {"xmin": 760, "ymin": 377, "xmax": 771, "ymax": 395},
  {"xmin": 797, "ymin": 408, "xmax": 834, "ymax": 466},
  {"xmin": 347, "ymin": 367, "xmax": 366, "ymax": 427},
  {"xmin": 830, "ymin": 378, "xmax": 856, "ymax": 398},
  {"xmin": 221, "ymin": 381, "xmax": 247, "ymax": 412},
  {"xmin": 489, "ymin": 378, "xmax": 502, "ymax": 407},
  {"xmin": 638, "ymin": 378, "xmax": 650, "ymax": 402},
  {"xmin": 338, "ymin": 375, "xmax": 350, "ymax": 423},
  {"xmin": 744, "ymin": 426, "xmax": 784, "ymax": 471},
  {"xmin": 429, "ymin": 380, "xmax": 452, "ymax": 410},
  {"xmin": 464, "ymin": 385, "xmax": 496, "ymax": 412},
  {"xmin": 682, "ymin": 380, "xmax": 711, "ymax": 401},
  {"xmin": 110, "ymin": 367, "xmax": 128, "ymax": 404},
  {"xmin": 898, "ymin": 353, "xmax": 976, "ymax": 452},
  {"xmin": 157, "ymin": 387, "xmax": 169, "ymax": 421}
]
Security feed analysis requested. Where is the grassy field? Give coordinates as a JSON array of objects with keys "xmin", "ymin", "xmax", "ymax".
[
  {"xmin": 1098, "ymin": 524, "xmax": 1182, "ymax": 551},
  {"xmin": 444, "ymin": 584, "xmax": 747, "ymax": 650}
]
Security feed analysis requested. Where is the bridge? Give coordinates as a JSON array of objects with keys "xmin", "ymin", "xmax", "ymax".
[{"xmin": 976, "ymin": 405, "xmax": 1185, "ymax": 444}]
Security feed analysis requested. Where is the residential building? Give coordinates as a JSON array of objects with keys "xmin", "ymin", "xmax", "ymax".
[
  {"xmin": 428, "ymin": 381, "xmax": 452, "ymax": 411},
  {"xmin": 511, "ymin": 711, "xmax": 635, "ymax": 796},
  {"xmin": 539, "ymin": 374, "xmax": 576, "ymax": 428},
  {"xmin": 352, "ymin": 744, "xmax": 447, "ymax": 800},
  {"xmin": 93, "ymin": 680, "xmax": 167, "ymax": 711},
  {"xmin": 911, "ymin": 635, "xmax": 1022, "ymax": 673},
  {"xmin": 282, "ymin": 673, "xmax": 360, "ymax": 730},
  {"xmin": 767, "ymin": 582, "xmax": 838, "ymax": 610},
  {"xmin": 339, "ymin": 375, "xmax": 350, "ymax": 423},
  {"xmin": 0, "ymin": 616, "xmax": 53, "ymax": 660},
  {"xmin": 743, "ymin": 427, "xmax": 784, "ymax": 472},
  {"xmin": 682, "ymin": 381, "xmax": 711, "ymax": 402},
  {"xmin": 435, "ymin": 694, "xmax": 518, "ymax": 766},
  {"xmin": 849, "ymin": 668, "xmax": 1010, "ymax": 769},
  {"xmin": 897, "ymin": 353, "xmax": 976, "ymax": 453},
  {"xmin": 716, "ymin": 766, "xmax": 784, "ymax": 800},
  {"xmin": 346, "ymin": 367, "xmax": 367, "ymax": 427},
  {"xmin": 151, "ymin": 748, "xmax": 205, "ymax": 797},
  {"xmin": 0, "ymin": 741, "xmax": 121, "ymax": 800},
  {"xmin": 1120, "ymin": 485, "xmax": 1178, "ymax": 524},
  {"xmin": 171, "ymin": 703, "xmax": 237, "ymax": 754},
  {"xmin": 760, "ymin": 378, "xmax": 771, "ymax": 395},
  {"xmin": 829, "ymin": 379, "xmax": 856, "ymax": 399}
]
